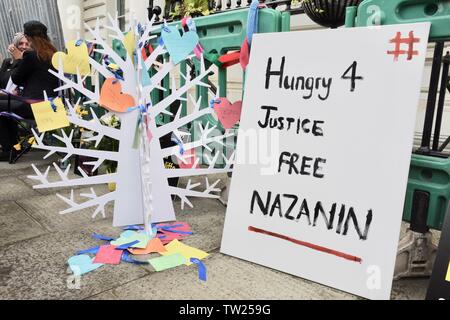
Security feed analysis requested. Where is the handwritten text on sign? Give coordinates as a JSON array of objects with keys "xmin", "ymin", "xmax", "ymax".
[{"xmin": 221, "ymin": 23, "xmax": 430, "ymax": 300}]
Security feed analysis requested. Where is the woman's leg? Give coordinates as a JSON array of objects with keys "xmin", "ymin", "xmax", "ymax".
[
  {"xmin": 0, "ymin": 100, "xmax": 28, "ymax": 152},
  {"xmin": 7, "ymin": 100, "xmax": 33, "ymax": 119},
  {"xmin": 0, "ymin": 116, "xmax": 17, "ymax": 152}
]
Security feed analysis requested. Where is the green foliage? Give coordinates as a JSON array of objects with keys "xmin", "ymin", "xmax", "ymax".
[{"xmin": 169, "ymin": 0, "xmax": 211, "ymax": 19}]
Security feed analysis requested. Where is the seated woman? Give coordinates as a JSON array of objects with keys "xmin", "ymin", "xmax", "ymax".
[
  {"xmin": 0, "ymin": 33, "xmax": 30, "ymax": 91},
  {"xmin": 0, "ymin": 21, "xmax": 59, "ymax": 161}
]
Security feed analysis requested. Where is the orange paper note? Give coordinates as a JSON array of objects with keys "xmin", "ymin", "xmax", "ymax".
[
  {"xmin": 99, "ymin": 78, "xmax": 136, "ymax": 113},
  {"xmin": 128, "ymin": 238, "xmax": 167, "ymax": 255}
]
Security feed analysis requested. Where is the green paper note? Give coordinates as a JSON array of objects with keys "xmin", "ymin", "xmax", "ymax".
[
  {"xmin": 149, "ymin": 253, "xmax": 186, "ymax": 272},
  {"xmin": 111, "ymin": 233, "xmax": 150, "ymax": 249}
]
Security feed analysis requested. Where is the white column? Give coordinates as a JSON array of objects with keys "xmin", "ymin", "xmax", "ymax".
[
  {"xmin": 127, "ymin": 0, "xmax": 150, "ymax": 23},
  {"xmin": 128, "ymin": 0, "xmax": 166, "ymax": 23},
  {"xmin": 57, "ymin": 0, "xmax": 83, "ymax": 42}
]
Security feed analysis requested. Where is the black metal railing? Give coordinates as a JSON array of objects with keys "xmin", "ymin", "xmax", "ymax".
[{"xmin": 147, "ymin": 0, "xmax": 304, "ymax": 24}]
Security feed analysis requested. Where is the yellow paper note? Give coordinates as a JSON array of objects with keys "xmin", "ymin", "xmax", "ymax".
[
  {"xmin": 31, "ymin": 98, "xmax": 70, "ymax": 133},
  {"xmin": 52, "ymin": 41, "xmax": 90, "ymax": 76},
  {"xmin": 124, "ymin": 32, "xmax": 136, "ymax": 61},
  {"xmin": 446, "ymin": 262, "xmax": 450, "ymax": 282},
  {"xmin": 161, "ymin": 239, "xmax": 209, "ymax": 266}
]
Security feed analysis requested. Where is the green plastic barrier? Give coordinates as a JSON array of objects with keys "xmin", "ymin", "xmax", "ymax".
[
  {"xmin": 347, "ymin": 0, "xmax": 450, "ymax": 230},
  {"xmin": 353, "ymin": 0, "xmax": 450, "ymax": 40},
  {"xmin": 404, "ymin": 155, "xmax": 450, "ymax": 230}
]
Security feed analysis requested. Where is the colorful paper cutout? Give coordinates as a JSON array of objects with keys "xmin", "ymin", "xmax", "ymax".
[
  {"xmin": 128, "ymin": 238, "xmax": 167, "ymax": 255},
  {"xmin": 31, "ymin": 98, "xmax": 70, "ymax": 133},
  {"xmin": 149, "ymin": 253, "xmax": 187, "ymax": 272},
  {"xmin": 161, "ymin": 239, "xmax": 209, "ymax": 266},
  {"xmin": 92, "ymin": 234, "xmax": 116, "ymax": 242},
  {"xmin": 116, "ymin": 241, "xmax": 140, "ymax": 250},
  {"xmin": 156, "ymin": 222, "xmax": 192, "ymax": 235},
  {"xmin": 121, "ymin": 230, "xmax": 139, "ymax": 238},
  {"xmin": 214, "ymin": 99, "xmax": 243, "ymax": 130},
  {"xmin": 122, "ymin": 251, "xmax": 150, "ymax": 265},
  {"xmin": 161, "ymin": 26, "xmax": 199, "ymax": 65},
  {"xmin": 124, "ymin": 31, "xmax": 136, "ymax": 61},
  {"xmin": 52, "ymin": 40, "xmax": 91, "ymax": 76},
  {"xmin": 191, "ymin": 258, "xmax": 207, "ymax": 282},
  {"xmin": 68, "ymin": 255, "xmax": 103, "ymax": 276},
  {"xmin": 178, "ymin": 149, "xmax": 200, "ymax": 169},
  {"xmin": 240, "ymin": 38, "xmax": 250, "ymax": 71},
  {"xmin": 111, "ymin": 231, "xmax": 150, "ymax": 249},
  {"xmin": 99, "ymin": 78, "xmax": 136, "ymax": 113},
  {"xmin": 93, "ymin": 245, "xmax": 123, "ymax": 265},
  {"xmin": 156, "ymin": 222, "xmax": 192, "ymax": 244},
  {"xmin": 76, "ymin": 246, "xmax": 100, "ymax": 256}
]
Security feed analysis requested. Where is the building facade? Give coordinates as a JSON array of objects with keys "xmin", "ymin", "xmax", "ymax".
[{"xmin": 0, "ymin": 0, "xmax": 64, "ymax": 60}]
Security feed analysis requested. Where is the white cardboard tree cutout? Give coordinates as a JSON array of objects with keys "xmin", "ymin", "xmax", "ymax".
[{"xmin": 28, "ymin": 14, "xmax": 235, "ymax": 231}]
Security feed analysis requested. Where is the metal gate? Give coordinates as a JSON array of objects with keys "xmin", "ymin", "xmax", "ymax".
[{"xmin": 0, "ymin": 0, "xmax": 64, "ymax": 60}]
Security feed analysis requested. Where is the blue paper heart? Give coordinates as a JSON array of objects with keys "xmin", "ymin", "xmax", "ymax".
[
  {"xmin": 162, "ymin": 26, "xmax": 199, "ymax": 65},
  {"xmin": 68, "ymin": 255, "xmax": 103, "ymax": 276}
]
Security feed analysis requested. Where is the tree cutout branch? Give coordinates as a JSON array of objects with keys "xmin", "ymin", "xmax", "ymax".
[
  {"xmin": 150, "ymin": 62, "xmax": 214, "ymax": 117},
  {"xmin": 162, "ymin": 122, "xmax": 235, "ymax": 158},
  {"xmin": 57, "ymin": 189, "xmax": 116, "ymax": 218},
  {"xmin": 169, "ymin": 178, "xmax": 221, "ymax": 210},
  {"xmin": 32, "ymin": 128, "xmax": 119, "ymax": 171},
  {"xmin": 155, "ymin": 94, "xmax": 212, "ymax": 139},
  {"xmin": 66, "ymin": 100, "xmax": 121, "ymax": 143},
  {"xmin": 165, "ymin": 151, "xmax": 235, "ymax": 179},
  {"xmin": 28, "ymin": 164, "xmax": 118, "ymax": 189}
]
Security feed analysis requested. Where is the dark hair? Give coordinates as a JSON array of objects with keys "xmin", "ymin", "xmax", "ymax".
[
  {"xmin": 30, "ymin": 36, "xmax": 57, "ymax": 63},
  {"xmin": 23, "ymin": 21, "xmax": 56, "ymax": 63}
]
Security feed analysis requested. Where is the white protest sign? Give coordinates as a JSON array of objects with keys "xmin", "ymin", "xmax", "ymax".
[{"xmin": 221, "ymin": 23, "xmax": 430, "ymax": 300}]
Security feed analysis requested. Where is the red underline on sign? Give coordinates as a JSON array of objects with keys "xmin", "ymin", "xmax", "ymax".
[{"xmin": 248, "ymin": 226, "xmax": 362, "ymax": 264}]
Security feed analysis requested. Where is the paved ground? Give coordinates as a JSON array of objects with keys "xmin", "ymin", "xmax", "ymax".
[{"xmin": 0, "ymin": 150, "xmax": 432, "ymax": 300}]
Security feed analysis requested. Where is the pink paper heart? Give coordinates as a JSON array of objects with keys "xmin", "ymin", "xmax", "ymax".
[
  {"xmin": 240, "ymin": 38, "xmax": 250, "ymax": 71},
  {"xmin": 179, "ymin": 149, "xmax": 200, "ymax": 169},
  {"xmin": 214, "ymin": 99, "xmax": 243, "ymax": 130}
]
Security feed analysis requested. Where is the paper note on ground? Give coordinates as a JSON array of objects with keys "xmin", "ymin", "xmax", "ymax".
[
  {"xmin": 93, "ymin": 245, "xmax": 123, "ymax": 265},
  {"xmin": 68, "ymin": 255, "xmax": 103, "ymax": 276},
  {"xmin": 161, "ymin": 239, "xmax": 209, "ymax": 266},
  {"xmin": 31, "ymin": 98, "xmax": 69, "ymax": 132},
  {"xmin": 111, "ymin": 232, "xmax": 150, "ymax": 249},
  {"xmin": 128, "ymin": 238, "xmax": 167, "ymax": 255},
  {"xmin": 149, "ymin": 253, "xmax": 186, "ymax": 272}
]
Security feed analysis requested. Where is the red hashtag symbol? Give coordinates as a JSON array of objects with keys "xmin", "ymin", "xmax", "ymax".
[{"xmin": 387, "ymin": 31, "xmax": 420, "ymax": 61}]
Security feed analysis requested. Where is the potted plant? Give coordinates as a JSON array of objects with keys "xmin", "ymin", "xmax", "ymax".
[
  {"xmin": 168, "ymin": 0, "xmax": 211, "ymax": 20},
  {"xmin": 302, "ymin": 0, "xmax": 363, "ymax": 29}
]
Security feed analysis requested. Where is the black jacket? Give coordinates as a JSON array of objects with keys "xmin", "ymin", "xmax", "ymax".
[
  {"xmin": 11, "ymin": 51, "xmax": 59, "ymax": 100},
  {"xmin": 0, "ymin": 58, "xmax": 19, "ymax": 89}
]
